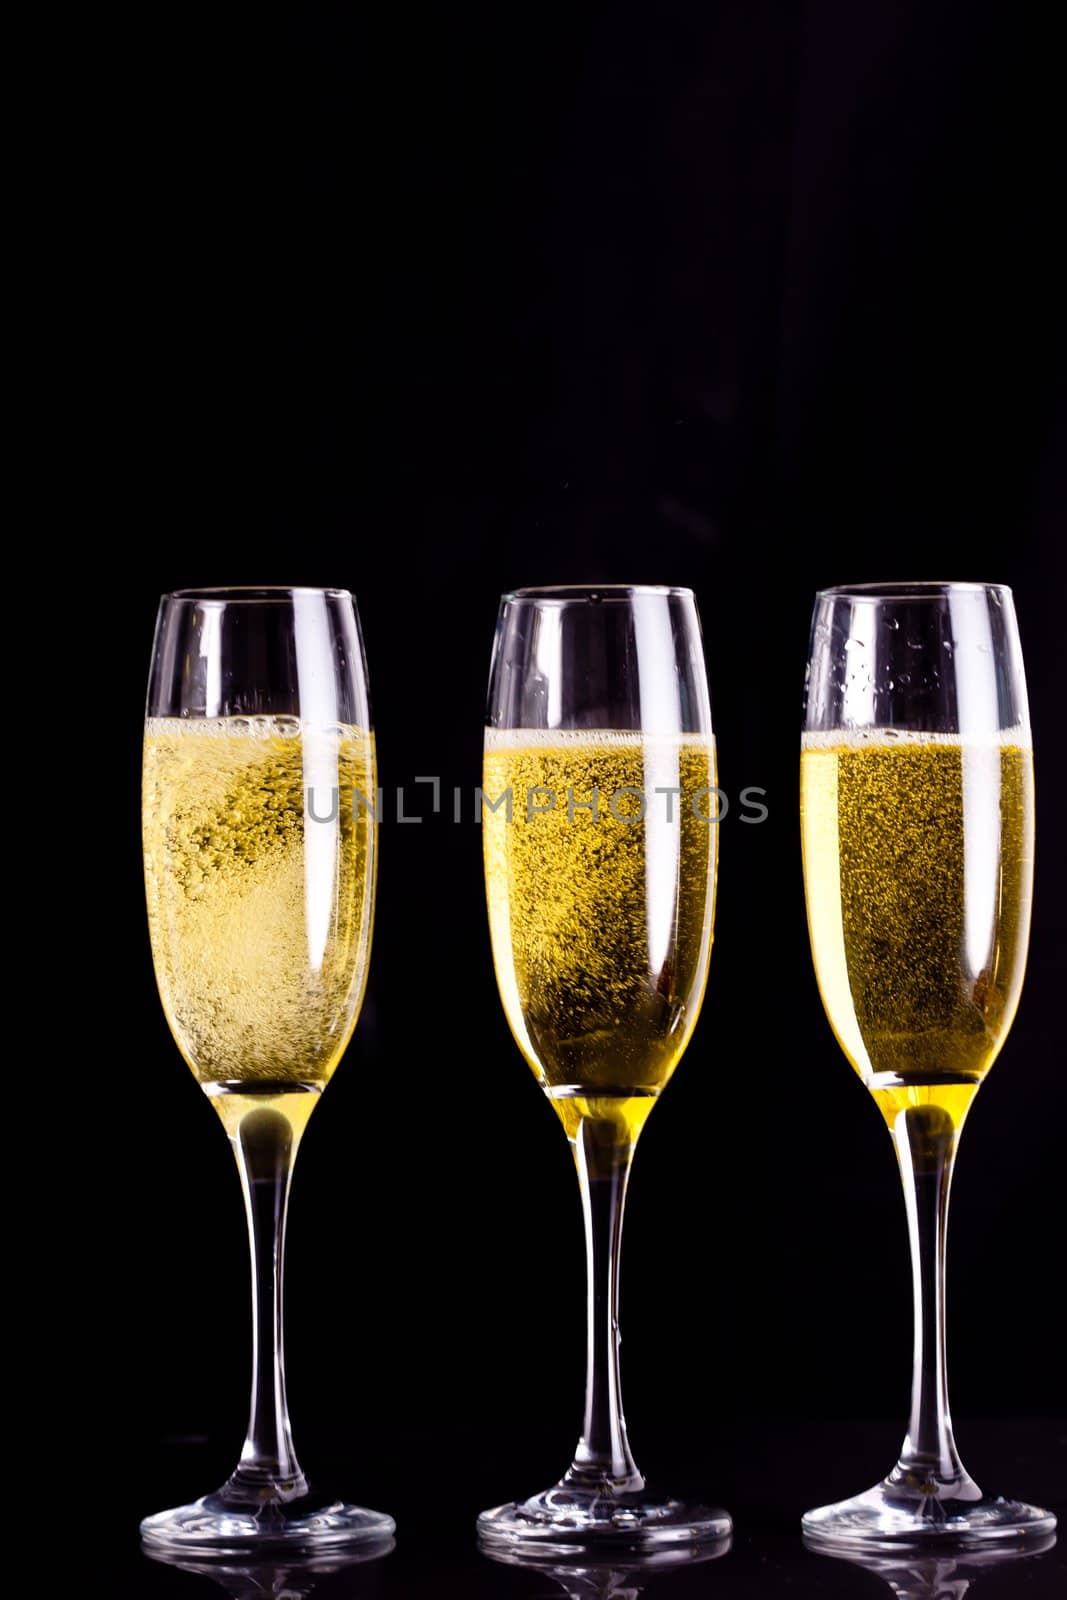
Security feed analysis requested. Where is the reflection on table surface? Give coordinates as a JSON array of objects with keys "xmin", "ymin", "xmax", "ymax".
[
  {"xmin": 804, "ymin": 1532, "xmax": 1058, "ymax": 1599},
  {"xmin": 127, "ymin": 1524, "xmax": 1065, "ymax": 1598},
  {"xmin": 142, "ymin": 1537, "xmax": 395, "ymax": 1598},
  {"xmin": 479, "ymin": 1535, "xmax": 731, "ymax": 1597}
]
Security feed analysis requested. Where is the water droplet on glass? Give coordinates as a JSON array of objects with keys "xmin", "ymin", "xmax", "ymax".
[
  {"xmin": 889, "ymin": 618, "xmax": 900, "ymax": 630},
  {"xmin": 887, "ymin": 679, "xmax": 895, "ymax": 691}
]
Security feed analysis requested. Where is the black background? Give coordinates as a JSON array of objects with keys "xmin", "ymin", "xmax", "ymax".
[{"xmin": 81, "ymin": 1, "xmax": 1066, "ymax": 1593}]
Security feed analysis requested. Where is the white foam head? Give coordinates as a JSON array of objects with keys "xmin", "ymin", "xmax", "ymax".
[
  {"xmin": 801, "ymin": 726, "xmax": 1031, "ymax": 750},
  {"xmin": 484, "ymin": 727, "xmax": 714, "ymax": 749}
]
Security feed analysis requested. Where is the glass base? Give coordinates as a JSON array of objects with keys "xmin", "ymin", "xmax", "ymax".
[
  {"xmin": 802, "ymin": 1478, "xmax": 1056, "ymax": 1552},
  {"xmin": 477, "ymin": 1484, "xmax": 732, "ymax": 1556},
  {"xmin": 141, "ymin": 1487, "xmax": 396, "ymax": 1558}
]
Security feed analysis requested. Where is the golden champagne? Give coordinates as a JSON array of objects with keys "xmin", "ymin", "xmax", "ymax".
[
  {"xmin": 143, "ymin": 716, "xmax": 376, "ymax": 1139},
  {"xmin": 801, "ymin": 731, "xmax": 1033, "ymax": 1132},
  {"xmin": 483, "ymin": 731, "xmax": 716, "ymax": 1143}
]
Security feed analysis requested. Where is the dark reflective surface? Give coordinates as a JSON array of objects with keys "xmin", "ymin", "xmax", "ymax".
[
  {"xmin": 143, "ymin": 1541, "xmax": 395, "ymax": 1599},
  {"xmin": 804, "ymin": 1534, "xmax": 1058, "ymax": 1598},
  {"xmin": 479, "ymin": 1535, "xmax": 732, "ymax": 1597},
  {"xmin": 101, "ymin": 1421, "xmax": 1064, "ymax": 1597}
]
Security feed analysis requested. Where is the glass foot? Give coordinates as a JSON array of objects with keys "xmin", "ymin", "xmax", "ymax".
[
  {"xmin": 141, "ymin": 1487, "xmax": 396, "ymax": 1558},
  {"xmin": 477, "ymin": 1484, "xmax": 732, "ymax": 1556},
  {"xmin": 802, "ymin": 1478, "xmax": 1056, "ymax": 1552}
]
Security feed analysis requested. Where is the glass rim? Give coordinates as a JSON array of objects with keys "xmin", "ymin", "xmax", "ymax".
[
  {"xmin": 816, "ymin": 580, "xmax": 1012, "ymax": 602},
  {"xmin": 501, "ymin": 583, "xmax": 694, "ymax": 604},
  {"xmin": 161, "ymin": 586, "xmax": 354, "ymax": 604}
]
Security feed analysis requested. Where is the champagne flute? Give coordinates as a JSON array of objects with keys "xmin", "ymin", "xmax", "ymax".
[
  {"xmin": 477, "ymin": 585, "xmax": 731, "ymax": 1553},
  {"xmin": 800, "ymin": 580, "xmax": 1056, "ymax": 1548},
  {"xmin": 140, "ymin": 587, "xmax": 393, "ymax": 1553}
]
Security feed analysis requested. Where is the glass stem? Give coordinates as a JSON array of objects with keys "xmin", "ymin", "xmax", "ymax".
[
  {"xmin": 891, "ymin": 1104, "xmax": 971, "ymax": 1494},
  {"xmin": 228, "ymin": 1107, "xmax": 308, "ymax": 1501},
  {"xmin": 566, "ymin": 1117, "xmax": 644, "ymax": 1493}
]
